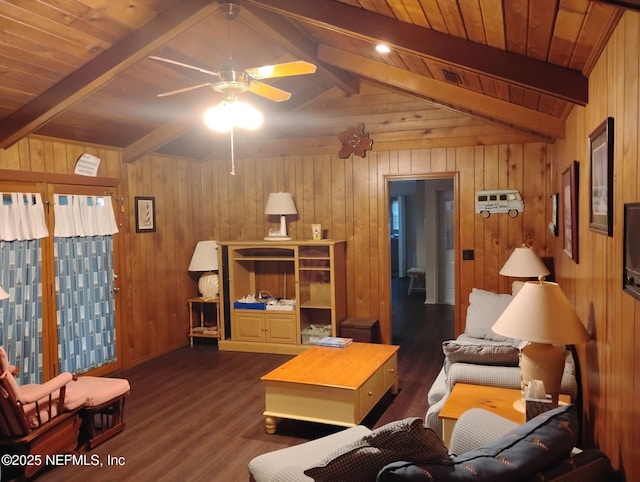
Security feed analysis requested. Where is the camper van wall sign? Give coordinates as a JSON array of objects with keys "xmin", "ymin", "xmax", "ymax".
[{"xmin": 475, "ymin": 190, "xmax": 524, "ymax": 218}]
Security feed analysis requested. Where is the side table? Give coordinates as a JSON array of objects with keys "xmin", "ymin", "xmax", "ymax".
[
  {"xmin": 188, "ymin": 297, "xmax": 221, "ymax": 347},
  {"xmin": 438, "ymin": 383, "xmax": 570, "ymax": 447}
]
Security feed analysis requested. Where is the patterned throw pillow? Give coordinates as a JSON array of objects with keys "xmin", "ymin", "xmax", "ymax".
[
  {"xmin": 303, "ymin": 417, "xmax": 450, "ymax": 482},
  {"xmin": 378, "ymin": 404, "xmax": 578, "ymax": 481}
]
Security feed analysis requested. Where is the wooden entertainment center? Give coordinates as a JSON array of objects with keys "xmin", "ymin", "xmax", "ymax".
[{"xmin": 217, "ymin": 240, "xmax": 346, "ymax": 354}]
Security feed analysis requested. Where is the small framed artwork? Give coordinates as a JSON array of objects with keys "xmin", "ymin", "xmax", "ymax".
[
  {"xmin": 135, "ymin": 196, "xmax": 156, "ymax": 233},
  {"xmin": 562, "ymin": 161, "xmax": 579, "ymax": 263},
  {"xmin": 548, "ymin": 193, "xmax": 559, "ymax": 237},
  {"xmin": 311, "ymin": 224, "xmax": 322, "ymax": 240},
  {"xmin": 588, "ymin": 117, "xmax": 614, "ymax": 236}
]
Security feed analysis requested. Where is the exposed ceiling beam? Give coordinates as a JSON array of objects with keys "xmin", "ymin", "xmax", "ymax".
[
  {"xmin": 593, "ymin": 0, "xmax": 640, "ymax": 11},
  {"xmin": 245, "ymin": 0, "xmax": 588, "ymax": 106},
  {"xmin": 0, "ymin": 0, "xmax": 221, "ymax": 149},
  {"xmin": 122, "ymin": 113, "xmax": 199, "ymax": 163},
  {"xmin": 240, "ymin": 5, "xmax": 359, "ymax": 95},
  {"xmin": 317, "ymin": 44, "xmax": 565, "ymax": 139}
]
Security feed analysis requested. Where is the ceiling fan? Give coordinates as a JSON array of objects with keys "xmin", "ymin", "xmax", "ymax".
[{"xmin": 149, "ymin": 1, "xmax": 317, "ymax": 102}]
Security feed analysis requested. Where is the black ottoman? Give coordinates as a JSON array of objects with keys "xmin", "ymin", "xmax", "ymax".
[{"xmin": 339, "ymin": 318, "xmax": 380, "ymax": 343}]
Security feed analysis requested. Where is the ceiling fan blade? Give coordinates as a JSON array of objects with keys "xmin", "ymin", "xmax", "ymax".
[
  {"xmin": 248, "ymin": 80, "xmax": 292, "ymax": 102},
  {"xmin": 149, "ymin": 55, "xmax": 220, "ymax": 77},
  {"xmin": 157, "ymin": 83, "xmax": 213, "ymax": 97},
  {"xmin": 245, "ymin": 61, "xmax": 317, "ymax": 80}
]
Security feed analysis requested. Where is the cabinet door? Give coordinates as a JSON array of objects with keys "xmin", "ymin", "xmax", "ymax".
[
  {"xmin": 232, "ymin": 312, "xmax": 264, "ymax": 342},
  {"xmin": 264, "ymin": 313, "xmax": 297, "ymax": 344}
]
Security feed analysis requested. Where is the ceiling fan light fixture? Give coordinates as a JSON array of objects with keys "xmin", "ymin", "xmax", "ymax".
[
  {"xmin": 233, "ymin": 101, "xmax": 263, "ymax": 130},
  {"xmin": 203, "ymin": 100, "xmax": 263, "ymax": 133}
]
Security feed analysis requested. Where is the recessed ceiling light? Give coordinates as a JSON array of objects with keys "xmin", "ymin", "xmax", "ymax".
[{"xmin": 376, "ymin": 44, "xmax": 391, "ymax": 54}]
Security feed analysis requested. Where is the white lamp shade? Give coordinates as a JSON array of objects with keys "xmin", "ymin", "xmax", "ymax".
[
  {"xmin": 492, "ymin": 281, "xmax": 590, "ymax": 344},
  {"xmin": 188, "ymin": 240, "xmax": 219, "ymax": 272},
  {"xmin": 499, "ymin": 246, "xmax": 550, "ymax": 279},
  {"xmin": 264, "ymin": 193, "xmax": 297, "ymax": 215},
  {"xmin": 0, "ymin": 285, "xmax": 8, "ymax": 300}
]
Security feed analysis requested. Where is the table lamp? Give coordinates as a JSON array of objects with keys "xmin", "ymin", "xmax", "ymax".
[
  {"xmin": 500, "ymin": 245, "xmax": 550, "ymax": 295},
  {"xmin": 188, "ymin": 240, "xmax": 219, "ymax": 299},
  {"xmin": 264, "ymin": 192, "xmax": 297, "ymax": 241},
  {"xmin": 0, "ymin": 285, "xmax": 8, "ymax": 300},
  {"xmin": 492, "ymin": 280, "xmax": 589, "ymax": 407},
  {"xmin": 499, "ymin": 245, "xmax": 550, "ymax": 279}
]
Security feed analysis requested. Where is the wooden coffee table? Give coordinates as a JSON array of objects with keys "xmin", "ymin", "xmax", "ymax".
[{"xmin": 261, "ymin": 342, "xmax": 399, "ymax": 434}]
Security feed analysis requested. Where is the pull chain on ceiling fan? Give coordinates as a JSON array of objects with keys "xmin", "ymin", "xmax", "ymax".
[{"xmin": 149, "ymin": 1, "xmax": 317, "ymax": 174}]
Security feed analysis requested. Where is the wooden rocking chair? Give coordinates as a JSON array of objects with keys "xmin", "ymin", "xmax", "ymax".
[{"xmin": 0, "ymin": 348, "xmax": 82, "ymax": 480}]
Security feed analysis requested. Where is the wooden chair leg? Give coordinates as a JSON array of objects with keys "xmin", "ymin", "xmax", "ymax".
[{"xmin": 79, "ymin": 395, "xmax": 127, "ymax": 449}]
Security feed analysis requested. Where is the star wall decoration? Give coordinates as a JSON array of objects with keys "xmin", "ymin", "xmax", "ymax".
[{"xmin": 338, "ymin": 122, "xmax": 373, "ymax": 159}]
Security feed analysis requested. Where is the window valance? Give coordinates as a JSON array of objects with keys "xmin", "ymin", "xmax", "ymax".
[
  {"xmin": 0, "ymin": 193, "xmax": 49, "ymax": 241},
  {"xmin": 54, "ymin": 194, "xmax": 119, "ymax": 237}
]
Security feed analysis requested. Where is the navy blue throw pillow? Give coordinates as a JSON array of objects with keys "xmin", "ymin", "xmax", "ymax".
[{"xmin": 377, "ymin": 404, "xmax": 578, "ymax": 482}]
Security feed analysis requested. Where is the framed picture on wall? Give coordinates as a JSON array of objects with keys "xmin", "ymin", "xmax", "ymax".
[
  {"xmin": 562, "ymin": 161, "xmax": 579, "ymax": 263},
  {"xmin": 135, "ymin": 196, "xmax": 156, "ymax": 233},
  {"xmin": 548, "ymin": 193, "xmax": 559, "ymax": 237},
  {"xmin": 588, "ymin": 117, "xmax": 614, "ymax": 236}
]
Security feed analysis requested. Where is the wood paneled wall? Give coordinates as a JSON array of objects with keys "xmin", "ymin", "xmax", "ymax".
[
  {"xmin": 0, "ymin": 136, "xmax": 552, "ymax": 365},
  {"xmin": 122, "ymin": 155, "xmax": 203, "ymax": 366},
  {"xmin": 550, "ymin": 10, "xmax": 640, "ymax": 480},
  {"xmin": 196, "ymin": 143, "xmax": 552, "ymax": 340}
]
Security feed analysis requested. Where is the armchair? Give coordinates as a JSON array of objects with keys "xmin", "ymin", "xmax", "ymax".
[{"xmin": 0, "ymin": 347, "xmax": 82, "ymax": 479}]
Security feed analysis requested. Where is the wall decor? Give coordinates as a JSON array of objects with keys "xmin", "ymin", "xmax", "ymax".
[
  {"xmin": 474, "ymin": 189, "xmax": 524, "ymax": 218},
  {"xmin": 548, "ymin": 193, "xmax": 559, "ymax": 236},
  {"xmin": 588, "ymin": 117, "xmax": 614, "ymax": 236},
  {"xmin": 135, "ymin": 196, "xmax": 156, "ymax": 233},
  {"xmin": 338, "ymin": 122, "xmax": 373, "ymax": 158},
  {"xmin": 562, "ymin": 161, "xmax": 579, "ymax": 263}
]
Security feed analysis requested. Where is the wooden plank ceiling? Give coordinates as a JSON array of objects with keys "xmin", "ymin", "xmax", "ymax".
[{"xmin": 0, "ymin": 0, "xmax": 627, "ymax": 162}]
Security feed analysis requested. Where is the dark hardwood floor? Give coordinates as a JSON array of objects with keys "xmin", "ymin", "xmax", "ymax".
[{"xmin": 35, "ymin": 277, "xmax": 453, "ymax": 482}]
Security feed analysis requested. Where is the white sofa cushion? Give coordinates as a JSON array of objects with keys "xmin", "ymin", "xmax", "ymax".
[
  {"xmin": 249, "ymin": 425, "xmax": 371, "ymax": 482},
  {"xmin": 464, "ymin": 288, "xmax": 516, "ymax": 342}
]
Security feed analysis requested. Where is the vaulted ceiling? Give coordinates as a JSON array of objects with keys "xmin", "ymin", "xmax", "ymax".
[{"xmin": 0, "ymin": 0, "xmax": 629, "ymax": 163}]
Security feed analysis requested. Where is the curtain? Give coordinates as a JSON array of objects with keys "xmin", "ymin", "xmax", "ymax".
[
  {"xmin": 54, "ymin": 194, "xmax": 119, "ymax": 374},
  {"xmin": 55, "ymin": 236, "xmax": 116, "ymax": 374},
  {"xmin": 0, "ymin": 193, "xmax": 48, "ymax": 384},
  {"xmin": 0, "ymin": 240, "xmax": 44, "ymax": 384},
  {"xmin": 0, "ymin": 192, "xmax": 48, "ymax": 241},
  {"xmin": 54, "ymin": 194, "xmax": 119, "ymax": 237}
]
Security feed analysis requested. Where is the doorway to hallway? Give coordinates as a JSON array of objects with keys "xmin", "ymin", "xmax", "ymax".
[{"xmin": 387, "ymin": 176, "xmax": 455, "ymax": 341}]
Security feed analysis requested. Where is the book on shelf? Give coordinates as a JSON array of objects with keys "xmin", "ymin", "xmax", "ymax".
[{"xmin": 315, "ymin": 336, "xmax": 353, "ymax": 348}]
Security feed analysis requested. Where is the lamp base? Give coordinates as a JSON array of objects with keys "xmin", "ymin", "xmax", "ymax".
[
  {"xmin": 520, "ymin": 342, "xmax": 565, "ymax": 405},
  {"xmin": 264, "ymin": 214, "xmax": 291, "ymax": 241},
  {"xmin": 198, "ymin": 272, "xmax": 219, "ymax": 300}
]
